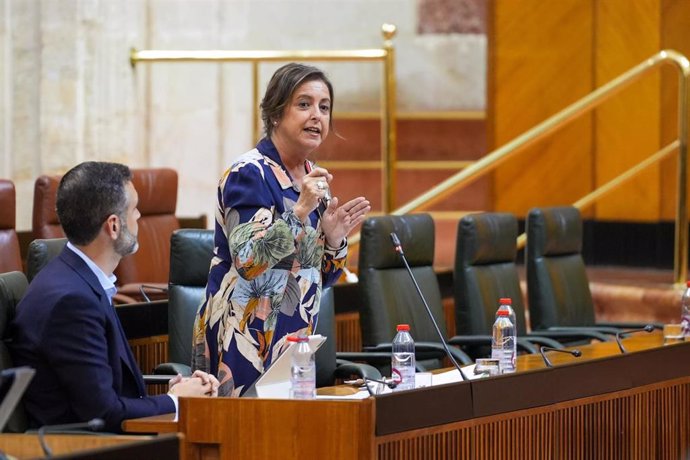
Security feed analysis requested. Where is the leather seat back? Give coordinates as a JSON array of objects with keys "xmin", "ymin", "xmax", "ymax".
[
  {"xmin": 0, "ymin": 271, "xmax": 29, "ymax": 432},
  {"xmin": 31, "ymin": 176, "xmax": 64, "ymax": 241},
  {"xmin": 526, "ymin": 206, "xmax": 596, "ymax": 330},
  {"xmin": 26, "ymin": 238, "xmax": 67, "ymax": 282},
  {"xmin": 115, "ymin": 168, "xmax": 180, "ymax": 285},
  {"xmin": 314, "ymin": 288, "xmax": 337, "ymax": 387},
  {"xmin": 455, "ymin": 212, "xmax": 528, "ymax": 336},
  {"xmin": 0, "ymin": 180, "xmax": 22, "ymax": 273},
  {"xmin": 358, "ymin": 214, "xmax": 447, "ymax": 346},
  {"xmin": 168, "ymin": 229, "xmax": 213, "ymax": 366},
  {"xmin": 32, "ymin": 169, "xmax": 180, "ymax": 289}
]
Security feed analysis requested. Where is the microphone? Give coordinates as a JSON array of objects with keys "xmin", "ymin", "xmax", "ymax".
[
  {"xmin": 615, "ymin": 325, "xmax": 655, "ymax": 354},
  {"xmin": 38, "ymin": 418, "xmax": 105, "ymax": 457},
  {"xmin": 539, "ymin": 346, "xmax": 582, "ymax": 368},
  {"xmin": 390, "ymin": 232, "xmax": 468, "ymax": 381},
  {"xmin": 345, "ymin": 377, "xmax": 398, "ymax": 397}
]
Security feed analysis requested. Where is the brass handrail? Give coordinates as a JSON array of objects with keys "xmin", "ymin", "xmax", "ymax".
[
  {"xmin": 350, "ymin": 49, "xmax": 690, "ymax": 285},
  {"xmin": 515, "ymin": 140, "xmax": 679, "ymax": 248},
  {"xmin": 131, "ymin": 24, "xmax": 398, "ymax": 213}
]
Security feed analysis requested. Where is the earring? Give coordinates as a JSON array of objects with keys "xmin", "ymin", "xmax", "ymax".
[{"xmin": 273, "ymin": 121, "xmax": 278, "ymax": 126}]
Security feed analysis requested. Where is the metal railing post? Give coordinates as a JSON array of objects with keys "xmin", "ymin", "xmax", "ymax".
[
  {"xmin": 674, "ymin": 56, "xmax": 690, "ymax": 285},
  {"xmin": 382, "ymin": 24, "xmax": 397, "ymax": 213}
]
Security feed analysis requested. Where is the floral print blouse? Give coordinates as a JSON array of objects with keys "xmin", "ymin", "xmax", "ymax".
[{"xmin": 191, "ymin": 137, "xmax": 347, "ymax": 396}]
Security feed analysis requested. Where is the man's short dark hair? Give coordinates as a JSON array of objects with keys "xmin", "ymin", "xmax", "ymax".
[
  {"xmin": 260, "ymin": 62, "xmax": 335, "ymax": 138},
  {"xmin": 56, "ymin": 161, "xmax": 132, "ymax": 246}
]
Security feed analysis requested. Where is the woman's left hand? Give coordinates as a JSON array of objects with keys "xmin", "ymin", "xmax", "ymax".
[{"xmin": 320, "ymin": 196, "xmax": 371, "ymax": 247}]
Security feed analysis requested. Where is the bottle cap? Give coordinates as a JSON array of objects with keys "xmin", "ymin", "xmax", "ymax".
[
  {"xmin": 396, "ymin": 324, "xmax": 410, "ymax": 331},
  {"xmin": 287, "ymin": 335, "xmax": 309, "ymax": 343},
  {"xmin": 499, "ymin": 297, "xmax": 512, "ymax": 304},
  {"xmin": 686, "ymin": 280, "xmax": 690, "ymax": 288},
  {"xmin": 497, "ymin": 310, "xmax": 510, "ymax": 316}
]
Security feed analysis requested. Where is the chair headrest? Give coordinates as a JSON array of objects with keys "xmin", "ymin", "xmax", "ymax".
[
  {"xmin": 26, "ymin": 238, "xmax": 68, "ymax": 282},
  {"xmin": 458, "ymin": 212, "xmax": 517, "ymax": 265},
  {"xmin": 0, "ymin": 180, "xmax": 16, "ymax": 230},
  {"xmin": 170, "ymin": 229, "xmax": 214, "ymax": 286},
  {"xmin": 527, "ymin": 206, "xmax": 582, "ymax": 257},
  {"xmin": 358, "ymin": 214, "xmax": 434, "ymax": 270},
  {"xmin": 131, "ymin": 168, "xmax": 178, "ymax": 215},
  {"xmin": 32, "ymin": 175, "xmax": 63, "ymax": 239}
]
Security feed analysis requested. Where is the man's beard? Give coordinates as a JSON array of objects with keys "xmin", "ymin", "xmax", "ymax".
[{"xmin": 114, "ymin": 221, "xmax": 139, "ymax": 257}]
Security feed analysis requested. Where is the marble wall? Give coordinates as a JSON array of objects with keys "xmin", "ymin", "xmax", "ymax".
[{"xmin": 0, "ymin": 0, "xmax": 486, "ymax": 230}]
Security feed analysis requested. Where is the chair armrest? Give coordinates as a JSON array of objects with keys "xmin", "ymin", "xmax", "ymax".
[
  {"xmin": 154, "ymin": 362, "xmax": 192, "ymax": 376},
  {"xmin": 333, "ymin": 360, "xmax": 382, "ymax": 381},
  {"xmin": 548, "ymin": 325, "xmax": 620, "ymax": 335},
  {"xmin": 414, "ymin": 341, "xmax": 473, "ymax": 365},
  {"xmin": 447, "ymin": 335, "xmax": 538, "ymax": 354},
  {"xmin": 522, "ymin": 334, "xmax": 565, "ymax": 349},
  {"xmin": 142, "ymin": 374, "xmax": 175, "ymax": 385},
  {"xmin": 596, "ymin": 321, "xmax": 664, "ymax": 330},
  {"xmin": 113, "ymin": 293, "xmax": 138, "ymax": 305},
  {"xmin": 336, "ymin": 351, "xmax": 393, "ymax": 366},
  {"xmin": 536, "ymin": 327, "xmax": 612, "ymax": 342},
  {"xmin": 363, "ymin": 341, "xmax": 473, "ymax": 365}
]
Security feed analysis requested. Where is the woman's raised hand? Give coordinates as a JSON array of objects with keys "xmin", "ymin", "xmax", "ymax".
[
  {"xmin": 292, "ymin": 167, "xmax": 332, "ymax": 223},
  {"xmin": 321, "ymin": 196, "xmax": 371, "ymax": 247}
]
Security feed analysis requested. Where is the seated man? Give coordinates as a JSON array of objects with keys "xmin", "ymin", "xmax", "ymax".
[{"xmin": 10, "ymin": 161, "xmax": 218, "ymax": 432}]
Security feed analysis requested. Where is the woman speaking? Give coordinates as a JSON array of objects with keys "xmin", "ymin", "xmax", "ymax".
[{"xmin": 192, "ymin": 63, "xmax": 370, "ymax": 396}]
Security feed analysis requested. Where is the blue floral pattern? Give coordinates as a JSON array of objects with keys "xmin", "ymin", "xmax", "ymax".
[{"xmin": 192, "ymin": 138, "xmax": 346, "ymax": 396}]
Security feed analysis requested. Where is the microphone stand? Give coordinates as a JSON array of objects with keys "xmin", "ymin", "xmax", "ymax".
[
  {"xmin": 38, "ymin": 418, "xmax": 105, "ymax": 457},
  {"xmin": 539, "ymin": 346, "xmax": 582, "ymax": 368},
  {"xmin": 390, "ymin": 232, "xmax": 470, "ymax": 382},
  {"xmin": 615, "ymin": 325, "xmax": 655, "ymax": 354}
]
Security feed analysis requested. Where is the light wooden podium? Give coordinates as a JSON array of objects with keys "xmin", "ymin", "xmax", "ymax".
[{"xmin": 124, "ymin": 334, "xmax": 690, "ymax": 460}]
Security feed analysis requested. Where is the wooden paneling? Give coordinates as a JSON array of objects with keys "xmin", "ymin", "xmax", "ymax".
[
  {"xmin": 660, "ymin": 0, "xmax": 690, "ymax": 220},
  {"xmin": 594, "ymin": 0, "xmax": 661, "ymax": 221},
  {"xmin": 129, "ymin": 335, "xmax": 169, "ymax": 396},
  {"xmin": 0, "ymin": 434, "xmax": 177, "ymax": 459},
  {"xmin": 335, "ymin": 311, "xmax": 362, "ymax": 352},
  {"xmin": 129, "ymin": 335, "xmax": 168, "ymax": 374},
  {"xmin": 177, "ymin": 398, "xmax": 376, "ymax": 460},
  {"xmin": 488, "ymin": 0, "xmax": 594, "ymax": 217},
  {"xmin": 489, "ymin": 0, "xmax": 690, "ymax": 222}
]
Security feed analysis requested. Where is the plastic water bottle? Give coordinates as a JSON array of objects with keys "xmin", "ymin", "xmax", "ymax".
[
  {"xmin": 681, "ymin": 281, "xmax": 690, "ymax": 337},
  {"xmin": 391, "ymin": 324, "xmax": 416, "ymax": 391},
  {"xmin": 496, "ymin": 297, "xmax": 517, "ymax": 332},
  {"xmin": 289, "ymin": 335, "xmax": 315, "ymax": 399},
  {"xmin": 491, "ymin": 310, "xmax": 516, "ymax": 373}
]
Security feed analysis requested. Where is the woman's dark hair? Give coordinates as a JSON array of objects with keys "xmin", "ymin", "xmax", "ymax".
[
  {"xmin": 260, "ymin": 63, "xmax": 335, "ymax": 137},
  {"xmin": 56, "ymin": 161, "xmax": 132, "ymax": 245}
]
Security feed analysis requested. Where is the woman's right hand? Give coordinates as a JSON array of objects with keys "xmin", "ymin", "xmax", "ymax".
[{"xmin": 293, "ymin": 167, "xmax": 332, "ymax": 223}]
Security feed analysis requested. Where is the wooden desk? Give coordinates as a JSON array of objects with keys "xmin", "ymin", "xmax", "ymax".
[
  {"xmin": 0, "ymin": 433, "xmax": 181, "ymax": 459},
  {"xmin": 124, "ymin": 333, "xmax": 690, "ymax": 459}
]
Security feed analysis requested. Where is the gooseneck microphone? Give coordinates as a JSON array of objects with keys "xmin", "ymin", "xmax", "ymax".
[
  {"xmin": 363, "ymin": 377, "xmax": 398, "ymax": 396},
  {"xmin": 38, "ymin": 418, "xmax": 105, "ymax": 457},
  {"xmin": 390, "ymin": 232, "xmax": 468, "ymax": 381},
  {"xmin": 539, "ymin": 346, "xmax": 582, "ymax": 368},
  {"xmin": 615, "ymin": 325, "xmax": 655, "ymax": 354}
]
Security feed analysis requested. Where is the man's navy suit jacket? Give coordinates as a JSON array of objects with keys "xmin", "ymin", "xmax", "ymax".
[{"xmin": 10, "ymin": 246, "xmax": 174, "ymax": 432}]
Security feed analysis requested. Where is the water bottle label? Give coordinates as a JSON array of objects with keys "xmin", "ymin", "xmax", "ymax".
[
  {"xmin": 682, "ymin": 315, "xmax": 690, "ymax": 336},
  {"xmin": 391, "ymin": 368, "xmax": 402, "ymax": 384},
  {"xmin": 491, "ymin": 336, "xmax": 515, "ymax": 373}
]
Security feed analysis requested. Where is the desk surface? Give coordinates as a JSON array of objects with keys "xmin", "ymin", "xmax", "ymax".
[
  {"xmin": 123, "ymin": 331, "xmax": 669, "ymax": 434},
  {"xmin": 0, "ymin": 434, "xmax": 164, "ymax": 459},
  {"xmin": 123, "ymin": 333, "xmax": 690, "ymax": 460}
]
